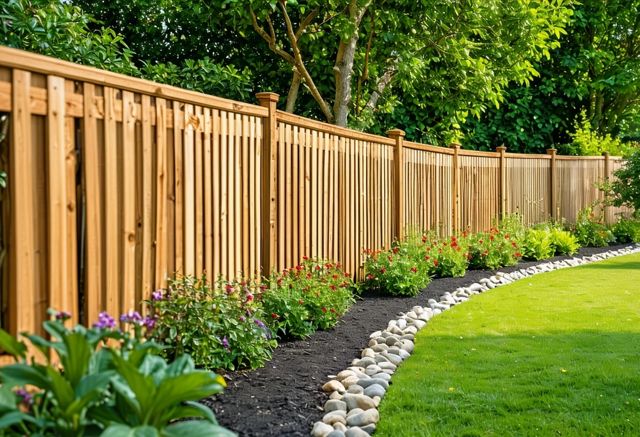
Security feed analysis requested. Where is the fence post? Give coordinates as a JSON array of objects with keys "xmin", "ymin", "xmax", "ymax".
[
  {"xmin": 450, "ymin": 143, "xmax": 461, "ymax": 233},
  {"xmin": 497, "ymin": 145, "xmax": 507, "ymax": 219},
  {"xmin": 388, "ymin": 129, "xmax": 405, "ymax": 241},
  {"xmin": 603, "ymin": 151, "xmax": 610, "ymax": 223},
  {"xmin": 256, "ymin": 92, "xmax": 279, "ymax": 276},
  {"xmin": 546, "ymin": 148, "xmax": 557, "ymax": 221}
]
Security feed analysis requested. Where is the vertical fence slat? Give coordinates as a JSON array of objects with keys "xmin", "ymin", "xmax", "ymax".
[
  {"xmin": 121, "ymin": 91, "xmax": 136, "ymax": 312},
  {"xmin": 141, "ymin": 95, "xmax": 154, "ymax": 301},
  {"xmin": 183, "ymin": 104, "xmax": 195, "ymax": 275},
  {"xmin": 103, "ymin": 87, "xmax": 119, "ymax": 317},
  {"xmin": 155, "ymin": 98, "xmax": 168, "ymax": 288}
]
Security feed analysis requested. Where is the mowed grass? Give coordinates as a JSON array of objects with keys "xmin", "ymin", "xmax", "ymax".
[{"xmin": 377, "ymin": 253, "xmax": 640, "ymax": 436}]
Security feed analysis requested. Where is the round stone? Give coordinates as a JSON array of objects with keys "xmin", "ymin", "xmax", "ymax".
[
  {"xmin": 346, "ymin": 408, "xmax": 380, "ymax": 427},
  {"xmin": 323, "ymin": 380, "xmax": 346, "ymax": 393},
  {"xmin": 324, "ymin": 399, "xmax": 347, "ymax": 413},
  {"xmin": 363, "ymin": 383, "xmax": 386, "ymax": 398},
  {"xmin": 311, "ymin": 421, "xmax": 334, "ymax": 437},
  {"xmin": 323, "ymin": 410, "xmax": 347, "ymax": 426}
]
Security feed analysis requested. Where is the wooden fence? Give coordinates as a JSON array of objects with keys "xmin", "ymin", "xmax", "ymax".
[{"xmin": 0, "ymin": 46, "xmax": 628, "ymax": 340}]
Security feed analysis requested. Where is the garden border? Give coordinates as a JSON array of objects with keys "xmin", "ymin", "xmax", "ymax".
[{"xmin": 310, "ymin": 244, "xmax": 640, "ymax": 437}]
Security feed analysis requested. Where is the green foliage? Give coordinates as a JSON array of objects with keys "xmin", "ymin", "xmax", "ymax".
[
  {"xmin": 146, "ymin": 277, "xmax": 276, "ymax": 371},
  {"xmin": 610, "ymin": 150, "xmax": 640, "ymax": 214},
  {"xmin": 0, "ymin": 0, "xmax": 137, "ymax": 74},
  {"xmin": 262, "ymin": 258, "xmax": 355, "ymax": 338},
  {"xmin": 0, "ymin": 310, "xmax": 232, "ymax": 436},
  {"xmin": 363, "ymin": 235, "xmax": 432, "ymax": 297},
  {"xmin": 573, "ymin": 207, "xmax": 614, "ymax": 247},
  {"xmin": 523, "ymin": 228, "xmax": 554, "ymax": 260},
  {"xmin": 464, "ymin": 0, "xmax": 640, "ymax": 153},
  {"xmin": 424, "ymin": 234, "xmax": 469, "ymax": 278},
  {"xmin": 611, "ymin": 217, "xmax": 640, "ymax": 244},
  {"xmin": 467, "ymin": 227, "xmax": 522, "ymax": 270},
  {"xmin": 549, "ymin": 227, "xmax": 580, "ymax": 255},
  {"xmin": 559, "ymin": 111, "xmax": 633, "ymax": 157}
]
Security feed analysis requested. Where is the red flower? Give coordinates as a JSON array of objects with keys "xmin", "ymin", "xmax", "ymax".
[
  {"xmin": 315, "ymin": 265, "xmax": 321, "ymax": 271},
  {"xmin": 330, "ymin": 285, "xmax": 337, "ymax": 291},
  {"xmin": 344, "ymin": 272, "xmax": 350, "ymax": 278},
  {"xmin": 392, "ymin": 247, "xmax": 400, "ymax": 254},
  {"xmin": 225, "ymin": 284, "xmax": 234, "ymax": 294},
  {"xmin": 410, "ymin": 266, "xmax": 418, "ymax": 273},
  {"xmin": 246, "ymin": 294, "xmax": 254, "ymax": 303},
  {"xmin": 515, "ymin": 252, "xmax": 522, "ymax": 257},
  {"xmin": 302, "ymin": 255, "xmax": 309, "ymax": 261},
  {"xmin": 366, "ymin": 274, "xmax": 375, "ymax": 280},
  {"xmin": 295, "ymin": 264, "xmax": 303, "ymax": 271},
  {"xmin": 490, "ymin": 235, "xmax": 494, "ymax": 241},
  {"xmin": 325, "ymin": 263, "xmax": 333, "ymax": 269},
  {"xmin": 298, "ymin": 299, "xmax": 304, "ymax": 305},
  {"xmin": 321, "ymin": 307, "xmax": 327, "ymax": 313},
  {"xmin": 380, "ymin": 267, "xmax": 386, "ymax": 274},
  {"xmin": 424, "ymin": 255, "xmax": 430, "ymax": 261},
  {"xmin": 332, "ymin": 274, "xmax": 339, "ymax": 279},
  {"xmin": 433, "ymin": 260, "xmax": 439, "ymax": 267},
  {"xmin": 421, "ymin": 235, "xmax": 427, "ymax": 243},
  {"xmin": 330, "ymin": 308, "xmax": 336, "ymax": 314},
  {"xmin": 271, "ymin": 312, "xmax": 279, "ymax": 319}
]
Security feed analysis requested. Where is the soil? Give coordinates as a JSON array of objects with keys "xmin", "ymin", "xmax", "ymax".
[{"xmin": 203, "ymin": 245, "xmax": 630, "ymax": 436}]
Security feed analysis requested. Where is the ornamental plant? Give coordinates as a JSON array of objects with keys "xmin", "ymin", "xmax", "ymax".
[
  {"xmin": 467, "ymin": 227, "xmax": 522, "ymax": 270},
  {"xmin": 363, "ymin": 234, "xmax": 431, "ymax": 297},
  {"xmin": 262, "ymin": 258, "xmax": 355, "ymax": 338},
  {"xmin": 146, "ymin": 276, "xmax": 276, "ymax": 371},
  {"xmin": 0, "ymin": 309, "xmax": 232, "ymax": 436},
  {"xmin": 549, "ymin": 227, "xmax": 580, "ymax": 255},
  {"xmin": 424, "ymin": 233, "xmax": 469, "ymax": 278},
  {"xmin": 611, "ymin": 217, "xmax": 640, "ymax": 243},
  {"xmin": 573, "ymin": 207, "xmax": 614, "ymax": 247},
  {"xmin": 523, "ymin": 228, "xmax": 554, "ymax": 260}
]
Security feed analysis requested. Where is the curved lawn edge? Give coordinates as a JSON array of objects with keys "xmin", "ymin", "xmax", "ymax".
[{"xmin": 311, "ymin": 245, "xmax": 640, "ymax": 437}]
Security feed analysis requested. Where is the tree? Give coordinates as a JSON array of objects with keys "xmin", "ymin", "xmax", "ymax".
[
  {"xmin": 610, "ymin": 150, "xmax": 640, "ymax": 215},
  {"xmin": 464, "ymin": 0, "xmax": 640, "ymax": 152}
]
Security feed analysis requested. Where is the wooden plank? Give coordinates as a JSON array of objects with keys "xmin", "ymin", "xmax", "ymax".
[
  {"xmin": 141, "ymin": 95, "xmax": 154, "ymax": 300},
  {"xmin": 121, "ymin": 91, "xmax": 136, "ymax": 312},
  {"xmin": 203, "ymin": 108, "xmax": 213, "ymax": 279},
  {"xmin": 311, "ymin": 129, "xmax": 318, "ymax": 257},
  {"xmin": 234, "ymin": 114, "xmax": 242, "ymax": 276},
  {"xmin": 0, "ymin": 46, "xmax": 268, "ymax": 117},
  {"xmin": 155, "ymin": 98, "xmax": 168, "ymax": 288},
  {"xmin": 292, "ymin": 125, "xmax": 299, "ymax": 264},
  {"xmin": 9, "ymin": 69, "xmax": 37, "ymax": 336},
  {"xmin": 388, "ymin": 129, "xmax": 405, "ymax": 241},
  {"xmin": 82, "ymin": 83, "xmax": 103, "ymax": 323},
  {"xmin": 278, "ymin": 121, "xmax": 286, "ymax": 269},
  {"xmin": 212, "ymin": 110, "xmax": 221, "ymax": 280},
  {"xmin": 172, "ymin": 101, "xmax": 183, "ymax": 274},
  {"xmin": 194, "ymin": 106, "xmax": 204, "ymax": 276},
  {"xmin": 227, "ymin": 113, "xmax": 236, "ymax": 277},
  {"xmin": 248, "ymin": 117, "xmax": 257, "ymax": 278},
  {"xmin": 46, "ymin": 76, "xmax": 69, "ymax": 316},
  {"xmin": 103, "ymin": 87, "xmax": 119, "ymax": 318},
  {"xmin": 64, "ymin": 116, "xmax": 78, "ymax": 324},
  {"xmin": 183, "ymin": 104, "xmax": 195, "ymax": 275},
  {"xmin": 242, "ymin": 115, "xmax": 250, "ymax": 274}
]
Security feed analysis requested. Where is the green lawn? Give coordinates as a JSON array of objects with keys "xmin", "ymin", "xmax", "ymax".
[{"xmin": 377, "ymin": 253, "xmax": 640, "ymax": 436}]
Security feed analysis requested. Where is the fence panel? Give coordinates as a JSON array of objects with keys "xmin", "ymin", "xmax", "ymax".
[
  {"xmin": 505, "ymin": 155, "xmax": 551, "ymax": 225},
  {"xmin": 457, "ymin": 152, "xmax": 500, "ymax": 232},
  {"xmin": 556, "ymin": 157, "xmax": 605, "ymax": 223}
]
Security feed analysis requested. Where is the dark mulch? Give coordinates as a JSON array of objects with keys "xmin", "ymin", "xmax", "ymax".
[{"xmin": 203, "ymin": 245, "xmax": 629, "ymax": 436}]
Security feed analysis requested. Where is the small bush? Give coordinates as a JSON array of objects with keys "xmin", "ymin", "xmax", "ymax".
[
  {"xmin": 146, "ymin": 276, "xmax": 276, "ymax": 371},
  {"xmin": 468, "ymin": 227, "xmax": 522, "ymax": 270},
  {"xmin": 611, "ymin": 217, "xmax": 640, "ymax": 243},
  {"xmin": 550, "ymin": 227, "xmax": 580, "ymax": 255},
  {"xmin": 263, "ymin": 258, "xmax": 355, "ymax": 338},
  {"xmin": 573, "ymin": 207, "xmax": 614, "ymax": 247},
  {"xmin": 0, "ymin": 309, "xmax": 232, "ymax": 436},
  {"xmin": 363, "ymin": 235, "xmax": 431, "ymax": 297},
  {"xmin": 523, "ymin": 228, "xmax": 554, "ymax": 260},
  {"xmin": 425, "ymin": 234, "xmax": 469, "ymax": 278}
]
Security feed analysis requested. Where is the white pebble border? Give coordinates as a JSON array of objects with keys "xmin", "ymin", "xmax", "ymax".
[{"xmin": 310, "ymin": 245, "xmax": 640, "ymax": 437}]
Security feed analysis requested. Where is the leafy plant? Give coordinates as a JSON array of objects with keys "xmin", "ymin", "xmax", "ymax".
[
  {"xmin": 609, "ymin": 150, "xmax": 640, "ymax": 215},
  {"xmin": 363, "ymin": 234, "xmax": 432, "ymax": 297},
  {"xmin": 146, "ymin": 276, "xmax": 276, "ymax": 371},
  {"xmin": 611, "ymin": 217, "xmax": 640, "ymax": 243},
  {"xmin": 0, "ymin": 309, "xmax": 233, "ymax": 436},
  {"xmin": 560, "ymin": 110, "xmax": 633, "ymax": 157},
  {"xmin": 549, "ymin": 227, "xmax": 580, "ymax": 255},
  {"xmin": 262, "ymin": 258, "xmax": 355, "ymax": 338},
  {"xmin": 523, "ymin": 228, "xmax": 554, "ymax": 260},
  {"xmin": 424, "ymin": 233, "xmax": 469, "ymax": 278},
  {"xmin": 573, "ymin": 207, "xmax": 614, "ymax": 247},
  {"xmin": 467, "ymin": 227, "xmax": 522, "ymax": 270}
]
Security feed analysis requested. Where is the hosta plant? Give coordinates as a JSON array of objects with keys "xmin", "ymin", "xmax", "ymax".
[
  {"xmin": 263, "ymin": 258, "xmax": 355, "ymax": 338},
  {"xmin": 549, "ymin": 227, "xmax": 580, "ymax": 255},
  {"xmin": 0, "ymin": 309, "xmax": 233, "ymax": 436},
  {"xmin": 523, "ymin": 228, "xmax": 554, "ymax": 260}
]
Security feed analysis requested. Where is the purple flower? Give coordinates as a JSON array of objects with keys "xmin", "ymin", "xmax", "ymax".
[
  {"xmin": 151, "ymin": 290, "xmax": 164, "ymax": 301},
  {"xmin": 221, "ymin": 336, "xmax": 230, "ymax": 349},
  {"xmin": 254, "ymin": 319, "xmax": 266, "ymax": 329},
  {"xmin": 239, "ymin": 316, "xmax": 246, "ymax": 322},
  {"xmin": 120, "ymin": 310, "xmax": 143, "ymax": 325},
  {"xmin": 55, "ymin": 311, "xmax": 71, "ymax": 321},
  {"xmin": 142, "ymin": 315, "xmax": 157, "ymax": 330},
  {"xmin": 93, "ymin": 312, "xmax": 116, "ymax": 329},
  {"xmin": 15, "ymin": 388, "xmax": 33, "ymax": 406}
]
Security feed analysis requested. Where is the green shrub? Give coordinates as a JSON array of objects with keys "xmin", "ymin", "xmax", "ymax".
[
  {"xmin": 262, "ymin": 258, "xmax": 355, "ymax": 338},
  {"xmin": 611, "ymin": 217, "xmax": 640, "ymax": 243},
  {"xmin": 363, "ymin": 235, "xmax": 431, "ymax": 297},
  {"xmin": 468, "ymin": 227, "xmax": 522, "ymax": 270},
  {"xmin": 146, "ymin": 276, "xmax": 276, "ymax": 371},
  {"xmin": 425, "ymin": 234, "xmax": 469, "ymax": 278},
  {"xmin": 549, "ymin": 227, "xmax": 580, "ymax": 255},
  {"xmin": 0, "ymin": 310, "xmax": 232, "ymax": 436},
  {"xmin": 523, "ymin": 228, "xmax": 554, "ymax": 260},
  {"xmin": 573, "ymin": 207, "xmax": 614, "ymax": 247},
  {"xmin": 610, "ymin": 150, "xmax": 640, "ymax": 214}
]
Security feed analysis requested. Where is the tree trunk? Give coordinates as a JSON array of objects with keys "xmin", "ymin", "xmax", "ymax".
[{"xmin": 286, "ymin": 70, "xmax": 301, "ymax": 113}]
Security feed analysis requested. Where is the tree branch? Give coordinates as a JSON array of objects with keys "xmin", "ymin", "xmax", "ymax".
[
  {"xmin": 249, "ymin": 6, "xmax": 295, "ymax": 65},
  {"xmin": 363, "ymin": 64, "xmax": 396, "ymax": 113},
  {"xmin": 296, "ymin": 8, "xmax": 319, "ymax": 40},
  {"xmin": 285, "ymin": 69, "xmax": 301, "ymax": 113}
]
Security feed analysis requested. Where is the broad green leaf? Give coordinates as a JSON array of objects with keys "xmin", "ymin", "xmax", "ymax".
[
  {"xmin": 61, "ymin": 332, "xmax": 92, "ymax": 387},
  {"xmin": 101, "ymin": 424, "xmax": 159, "ymax": 437},
  {"xmin": 46, "ymin": 366, "xmax": 75, "ymax": 410},
  {"xmin": 0, "ymin": 329, "xmax": 26, "ymax": 358},
  {"xmin": 163, "ymin": 421, "xmax": 236, "ymax": 437},
  {"xmin": 0, "ymin": 410, "xmax": 37, "ymax": 429},
  {"xmin": 0, "ymin": 364, "xmax": 50, "ymax": 389}
]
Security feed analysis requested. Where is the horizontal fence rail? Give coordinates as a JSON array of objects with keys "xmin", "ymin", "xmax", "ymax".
[{"xmin": 0, "ymin": 46, "xmax": 629, "ymax": 344}]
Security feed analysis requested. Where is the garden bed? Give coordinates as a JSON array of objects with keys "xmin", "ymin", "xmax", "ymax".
[{"xmin": 204, "ymin": 245, "xmax": 626, "ymax": 436}]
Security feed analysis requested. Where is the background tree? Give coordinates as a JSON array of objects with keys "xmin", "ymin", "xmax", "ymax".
[{"xmin": 463, "ymin": 0, "xmax": 640, "ymax": 153}]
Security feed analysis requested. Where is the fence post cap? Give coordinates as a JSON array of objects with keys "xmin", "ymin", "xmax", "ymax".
[
  {"xmin": 255, "ymin": 92, "xmax": 280, "ymax": 104},
  {"xmin": 602, "ymin": 151, "xmax": 610, "ymax": 157},
  {"xmin": 496, "ymin": 145, "xmax": 507, "ymax": 152},
  {"xmin": 546, "ymin": 148, "xmax": 557, "ymax": 155},
  {"xmin": 386, "ymin": 128, "xmax": 405, "ymax": 138},
  {"xmin": 449, "ymin": 142, "xmax": 461, "ymax": 149}
]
